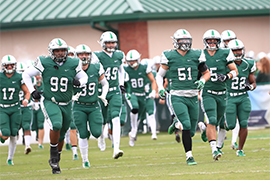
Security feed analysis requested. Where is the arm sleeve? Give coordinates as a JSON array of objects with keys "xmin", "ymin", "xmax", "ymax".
[
  {"xmin": 22, "ymin": 65, "xmax": 41, "ymax": 93},
  {"xmin": 156, "ymin": 66, "xmax": 168, "ymax": 91},
  {"xmin": 118, "ymin": 64, "xmax": 125, "ymax": 86},
  {"xmin": 99, "ymin": 77, "xmax": 109, "ymax": 98},
  {"xmin": 99, "ymin": 63, "xmax": 105, "ymax": 76}
]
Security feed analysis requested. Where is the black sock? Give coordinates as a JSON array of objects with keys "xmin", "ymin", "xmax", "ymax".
[
  {"xmin": 182, "ymin": 130, "xmax": 192, "ymax": 153},
  {"xmin": 50, "ymin": 143, "xmax": 58, "ymax": 160}
]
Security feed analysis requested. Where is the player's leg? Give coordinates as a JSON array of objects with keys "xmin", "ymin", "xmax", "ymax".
[
  {"xmin": 126, "ymin": 94, "xmax": 139, "ymax": 146},
  {"xmin": 236, "ymin": 96, "xmax": 251, "ymax": 156},
  {"xmin": 37, "ymin": 109, "xmax": 45, "ymax": 149},
  {"xmin": 109, "ymin": 92, "xmax": 123, "ymax": 159},
  {"xmin": 21, "ymin": 106, "xmax": 33, "ymax": 154},
  {"xmin": 145, "ymin": 97, "xmax": 157, "ymax": 140},
  {"xmin": 231, "ymin": 120, "xmax": 240, "ymax": 150},
  {"xmin": 216, "ymin": 116, "xmax": 226, "ymax": 154},
  {"xmin": 97, "ymin": 98, "xmax": 107, "ymax": 151},
  {"xmin": 73, "ymin": 103, "xmax": 89, "ymax": 167}
]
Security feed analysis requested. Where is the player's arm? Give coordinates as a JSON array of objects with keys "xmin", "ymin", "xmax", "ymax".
[
  {"xmin": 245, "ymin": 73, "xmax": 256, "ymax": 91},
  {"xmin": 98, "ymin": 64, "xmax": 109, "ymax": 99},
  {"xmin": 22, "ymin": 65, "xmax": 41, "ymax": 93},
  {"xmin": 195, "ymin": 62, "xmax": 210, "ymax": 90},
  {"xmin": 227, "ymin": 62, "xmax": 239, "ymax": 79},
  {"xmin": 156, "ymin": 64, "xmax": 169, "ymax": 99},
  {"xmin": 147, "ymin": 72, "xmax": 158, "ymax": 96},
  {"xmin": 118, "ymin": 64, "xmax": 125, "ymax": 86},
  {"xmin": 21, "ymin": 84, "xmax": 30, "ymax": 107},
  {"xmin": 163, "ymin": 77, "xmax": 168, "ymax": 89},
  {"xmin": 75, "ymin": 61, "xmax": 88, "ymax": 87}
]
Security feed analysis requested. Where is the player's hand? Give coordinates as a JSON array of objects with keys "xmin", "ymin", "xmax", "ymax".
[
  {"xmin": 72, "ymin": 92, "xmax": 81, "ymax": 101},
  {"xmin": 22, "ymin": 99, "xmax": 28, "ymax": 107},
  {"xmin": 195, "ymin": 79, "xmax": 205, "ymax": 90},
  {"xmin": 126, "ymin": 93, "xmax": 131, "ymax": 100},
  {"xmin": 73, "ymin": 79, "xmax": 80, "ymax": 87},
  {"xmin": 158, "ymin": 89, "xmax": 167, "ymax": 99},
  {"xmin": 244, "ymin": 83, "xmax": 254, "ymax": 91},
  {"xmin": 149, "ymin": 90, "xmax": 156, "ymax": 100},
  {"xmin": 217, "ymin": 74, "xmax": 229, "ymax": 82},
  {"xmin": 119, "ymin": 85, "xmax": 126, "ymax": 94},
  {"xmin": 31, "ymin": 90, "xmax": 43, "ymax": 100},
  {"xmin": 98, "ymin": 95, "xmax": 108, "ymax": 106}
]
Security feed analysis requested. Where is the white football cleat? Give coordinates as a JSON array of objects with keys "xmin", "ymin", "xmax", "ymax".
[
  {"xmin": 151, "ymin": 134, "xmax": 157, "ymax": 140},
  {"xmin": 24, "ymin": 145, "xmax": 32, "ymax": 155},
  {"xmin": 129, "ymin": 132, "xmax": 136, "ymax": 147},
  {"xmin": 113, "ymin": 150, "xmax": 124, "ymax": 159}
]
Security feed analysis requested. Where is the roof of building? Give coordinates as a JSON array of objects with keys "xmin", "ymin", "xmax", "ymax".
[{"xmin": 1, "ymin": 0, "xmax": 269, "ymax": 31}]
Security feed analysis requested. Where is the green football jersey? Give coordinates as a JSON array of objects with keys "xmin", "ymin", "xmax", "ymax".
[
  {"xmin": 0, "ymin": 72, "xmax": 24, "ymax": 104},
  {"xmin": 204, "ymin": 48, "xmax": 235, "ymax": 91},
  {"xmin": 94, "ymin": 50, "xmax": 124, "ymax": 88},
  {"xmin": 75, "ymin": 63, "xmax": 104, "ymax": 103},
  {"xmin": 227, "ymin": 58, "xmax": 256, "ymax": 93},
  {"xmin": 161, "ymin": 49, "xmax": 206, "ymax": 90},
  {"xmin": 124, "ymin": 64, "xmax": 151, "ymax": 94},
  {"xmin": 34, "ymin": 56, "xmax": 81, "ymax": 102}
]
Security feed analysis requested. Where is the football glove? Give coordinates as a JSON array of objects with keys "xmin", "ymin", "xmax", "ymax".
[
  {"xmin": 72, "ymin": 92, "xmax": 81, "ymax": 101},
  {"xmin": 195, "ymin": 79, "xmax": 205, "ymax": 90},
  {"xmin": 31, "ymin": 90, "xmax": 43, "ymax": 100},
  {"xmin": 73, "ymin": 79, "xmax": 80, "ymax": 87},
  {"xmin": 244, "ymin": 83, "xmax": 254, "ymax": 91},
  {"xmin": 217, "ymin": 74, "xmax": 230, "ymax": 82},
  {"xmin": 149, "ymin": 90, "xmax": 156, "ymax": 100},
  {"xmin": 158, "ymin": 89, "xmax": 167, "ymax": 99},
  {"xmin": 119, "ymin": 85, "xmax": 126, "ymax": 94},
  {"xmin": 98, "ymin": 95, "xmax": 108, "ymax": 106},
  {"xmin": 125, "ymin": 93, "xmax": 131, "ymax": 100}
]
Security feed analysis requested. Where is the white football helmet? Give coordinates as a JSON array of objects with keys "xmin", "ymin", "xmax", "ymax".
[
  {"xmin": 126, "ymin": 49, "xmax": 141, "ymax": 68},
  {"xmin": 75, "ymin": 44, "xmax": 92, "ymax": 65},
  {"xmin": 68, "ymin": 46, "xmax": 76, "ymax": 57},
  {"xmin": 221, "ymin": 30, "xmax": 237, "ymax": 48},
  {"xmin": 99, "ymin": 31, "xmax": 118, "ymax": 52},
  {"xmin": 228, "ymin": 39, "xmax": 245, "ymax": 61},
  {"xmin": 153, "ymin": 56, "xmax": 161, "ymax": 64},
  {"xmin": 172, "ymin": 29, "xmax": 192, "ymax": 51},
  {"xmin": 48, "ymin": 38, "xmax": 68, "ymax": 62},
  {"xmin": 1, "ymin": 55, "xmax": 17, "ymax": 74},
  {"xmin": 17, "ymin": 62, "xmax": 26, "ymax": 73},
  {"xmin": 246, "ymin": 51, "xmax": 255, "ymax": 59},
  {"xmin": 203, "ymin": 29, "xmax": 221, "ymax": 51},
  {"xmin": 256, "ymin": 52, "xmax": 266, "ymax": 61}
]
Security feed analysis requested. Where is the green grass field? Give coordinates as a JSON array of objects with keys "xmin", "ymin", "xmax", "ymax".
[{"xmin": 0, "ymin": 128, "xmax": 269, "ymax": 180}]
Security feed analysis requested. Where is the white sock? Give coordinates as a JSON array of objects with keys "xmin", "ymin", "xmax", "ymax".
[
  {"xmin": 8, "ymin": 136, "xmax": 17, "ymax": 160},
  {"xmin": 72, "ymin": 146, "xmax": 78, "ymax": 155},
  {"xmin": 147, "ymin": 113, "xmax": 156, "ymax": 136},
  {"xmin": 186, "ymin": 150, "xmax": 193, "ymax": 160},
  {"xmin": 130, "ymin": 113, "xmax": 138, "ymax": 138},
  {"xmin": 24, "ymin": 135, "xmax": 31, "ymax": 147},
  {"xmin": 217, "ymin": 128, "xmax": 227, "ymax": 148},
  {"xmin": 79, "ymin": 138, "xmax": 88, "ymax": 162},
  {"xmin": 210, "ymin": 140, "xmax": 217, "ymax": 153},
  {"xmin": 65, "ymin": 129, "xmax": 70, "ymax": 144},
  {"xmin": 112, "ymin": 117, "xmax": 121, "ymax": 152},
  {"xmin": 232, "ymin": 120, "xmax": 240, "ymax": 144},
  {"xmin": 99, "ymin": 125, "xmax": 105, "ymax": 140}
]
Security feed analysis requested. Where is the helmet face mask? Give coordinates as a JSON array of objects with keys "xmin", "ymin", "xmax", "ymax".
[
  {"xmin": 203, "ymin": 29, "xmax": 221, "ymax": 51},
  {"xmin": 228, "ymin": 39, "xmax": 245, "ymax": 61},
  {"xmin": 75, "ymin": 44, "xmax": 92, "ymax": 65},
  {"xmin": 126, "ymin": 50, "xmax": 141, "ymax": 68},
  {"xmin": 173, "ymin": 29, "xmax": 192, "ymax": 51},
  {"xmin": 100, "ymin": 31, "xmax": 118, "ymax": 52},
  {"xmin": 48, "ymin": 38, "xmax": 68, "ymax": 63},
  {"xmin": 1, "ymin": 55, "xmax": 17, "ymax": 74}
]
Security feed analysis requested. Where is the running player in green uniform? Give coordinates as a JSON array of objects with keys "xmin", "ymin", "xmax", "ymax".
[
  {"xmin": 125, "ymin": 49, "xmax": 157, "ymax": 147},
  {"xmin": 222, "ymin": 39, "xmax": 256, "ymax": 156},
  {"xmin": 156, "ymin": 29, "xmax": 210, "ymax": 165},
  {"xmin": 92, "ymin": 31, "xmax": 125, "ymax": 159},
  {"xmin": 0, "ymin": 55, "xmax": 30, "ymax": 165},
  {"xmin": 22, "ymin": 38, "xmax": 88, "ymax": 174},
  {"xmin": 73, "ymin": 44, "xmax": 108, "ymax": 168},
  {"xmin": 200, "ymin": 29, "xmax": 238, "ymax": 161}
]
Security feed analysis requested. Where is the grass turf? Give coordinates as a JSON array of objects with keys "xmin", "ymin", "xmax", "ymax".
[{"xmin": 0, "ymin": 128, "xmax": 269, "ymax": 180}]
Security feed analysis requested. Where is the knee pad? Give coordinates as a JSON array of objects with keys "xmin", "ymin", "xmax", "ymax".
[
  {"xmin": 38, "ymin": 123, "xmax": 44, "ymax": 130},
  {"xmin": 52, "ymin": 122, "xmax": 62, "ymax": 131},
  {"xmin": 131, "ymin": 109, "xmax": 139, "ymax": 114},
  {"xmin": 1, "ymin": 128, "xmax": 10, "ymax": 137}
]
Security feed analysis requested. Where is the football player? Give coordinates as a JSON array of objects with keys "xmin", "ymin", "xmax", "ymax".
[
  {"xmin": 200, "ymin": 29, "xmax": 238, "ymax": 161},
  {"xmin": 73, "ymin": 44, "xmax": 108, "ymax": 168},
  {"xmin": 92, "ymin": 31, "xmax": 125, "ymax": 159},
  {"xmin": 156, "ymin": 29, "xmax": 210, "ymax": 165},
  {"xmin": 0, "ymin": 55, "xmax": 30, "ymax": 165},
  {"xmin": 22, "ymin": 38, "xmax": 88, "ymax": 174},
  {"xmin": 124, "ymin": 49, "xmax": 157, "ymax": 147}
]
